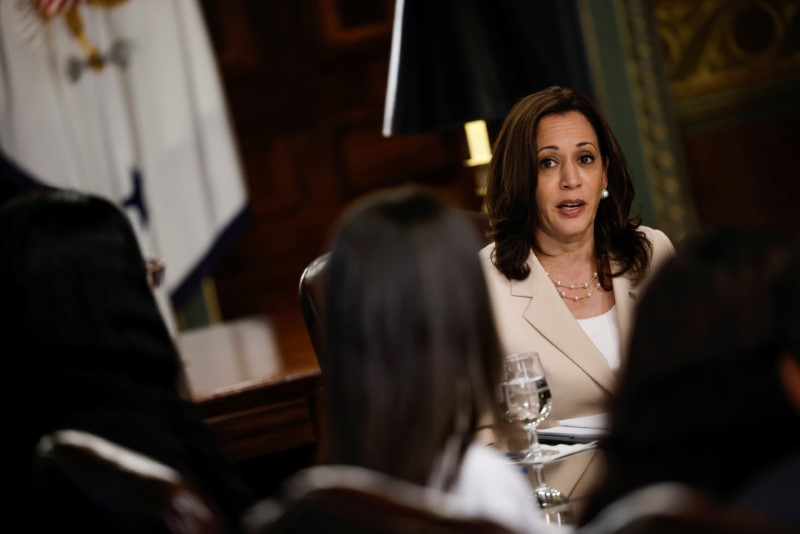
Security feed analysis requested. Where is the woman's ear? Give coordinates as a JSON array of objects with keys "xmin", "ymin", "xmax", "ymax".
[{"xmin": 778, "ymin": 353, "xmax": 800, "ymax": 411}]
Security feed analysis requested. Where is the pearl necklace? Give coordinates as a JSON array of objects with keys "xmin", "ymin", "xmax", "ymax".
[{"xmin": 546, "ymin": 271, "xmax": 602, "ymax": 301}]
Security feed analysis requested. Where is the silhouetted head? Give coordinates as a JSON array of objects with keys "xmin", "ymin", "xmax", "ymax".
[
  {"xmin": 588, "ymin": 226, "xmax": 800, "ymax": 518},
  {"xmin": 324, "ymin": 186, "xmax": 502, "ymax": 488},
  {"xmin": 0, "ymin": 189, "xmax": 179, "ymax": 388}
]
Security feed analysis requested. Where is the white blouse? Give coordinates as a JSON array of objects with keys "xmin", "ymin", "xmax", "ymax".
[
  {"xmin": 450, "ymin": 444, "xmax": 572, "ymax": 533},
  {"xmin": 576, "ymin": 305, "xmax": 620, "ymax": 372}
]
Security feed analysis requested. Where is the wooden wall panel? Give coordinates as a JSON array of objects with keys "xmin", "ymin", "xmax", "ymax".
[
  {"xmin": 681, "ymin": 114, "xmax": 800, "ymax": 229},
  {"xmin": 198, "ymin": 0, "xmax": 479, "ymax": 327},
  {"xmin": 336, "ymin": 123, "xmax": 455, "ymax": 194}
]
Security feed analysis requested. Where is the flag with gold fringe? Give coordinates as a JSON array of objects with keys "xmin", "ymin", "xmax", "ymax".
[{"xmin": 0, "ymin": 0, "xmax": 248, "ymax": 314}]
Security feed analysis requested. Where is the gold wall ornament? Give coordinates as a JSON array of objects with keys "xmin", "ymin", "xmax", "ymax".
[
  {"xmin": 655, "ymin": 0, "xmax": 800, "ymax": 101},
  {"xmin": 575, "ymin": 0, "xmax": 698, "ymax": 237},
  {"xmin": 616, "ymin": 0, "xmax": 698, "ymax": 241}
]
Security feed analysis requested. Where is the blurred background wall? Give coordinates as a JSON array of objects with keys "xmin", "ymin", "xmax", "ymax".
[
  {"xmin": 199, "ymin": 0, "xmax": 799, "ymax": 361},
  {"xmin": 5, "ymin": 0, "xmax": 793, "ymax": 497},
  {"xmin": 3, "ymin": 0, "xmax": 795, "ymax": 501}
]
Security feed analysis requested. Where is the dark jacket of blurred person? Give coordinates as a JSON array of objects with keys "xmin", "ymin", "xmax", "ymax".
[
  {"xmin": 582, "ymin": 227, "xmax": 800, "ymax": 530},
  {"xmin": 2, "ymin": 190, "xmax": 254, "ymax": 532},
  {"xmin": 736, "ymin": 241, "xmax": 800, "ymax": 527}
]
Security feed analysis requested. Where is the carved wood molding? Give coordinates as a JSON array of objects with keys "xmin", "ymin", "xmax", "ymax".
[
  {"xmin": 617, "ymin": 0, "xmax": 698, "ymax": 240},
  {"xmin": 655, "ymin": 0, "xmax": 800, "ymax": 107}
]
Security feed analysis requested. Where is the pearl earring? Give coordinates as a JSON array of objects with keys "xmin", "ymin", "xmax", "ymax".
[{"xmin": 601, "ymin": 188, "xmax": 609, "ymax": 199}]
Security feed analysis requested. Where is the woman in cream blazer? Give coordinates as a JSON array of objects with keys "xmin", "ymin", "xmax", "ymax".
[
  {"xmin": 481, "ymin": 87, "xmax": 676, "ymax": 510},
  {"xmin": 481, "ymin": 226, "xmax": 675, "ymax": 425},
  {"xmin": 480, "ymin": 227, "xmax": 674, "ymax": 507}
]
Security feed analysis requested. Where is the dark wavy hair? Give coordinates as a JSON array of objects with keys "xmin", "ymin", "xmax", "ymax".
[
  {"xmin": 486, "ymin": 86, "xmax": 651, "ymax": 288},
  {"xmin": 324, "ymin": 186, "xmax": 502, "ymax": 489},
  {"xmin": 0, "ymin": 189, "xmax": 180, "ymax": 388}
]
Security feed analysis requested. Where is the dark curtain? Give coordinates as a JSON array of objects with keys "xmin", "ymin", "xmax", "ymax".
[{"xmin": 386, "ymin": 0, "xmax": 594, "ymax": 135}]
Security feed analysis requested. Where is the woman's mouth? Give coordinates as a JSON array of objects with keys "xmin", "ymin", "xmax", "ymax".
[{"xmin": 557, "ymin": 200, "xmax": 585, "ymax": 216}]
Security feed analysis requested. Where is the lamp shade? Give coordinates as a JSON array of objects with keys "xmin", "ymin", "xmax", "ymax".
[{"xmin": 383, "ymin": 0, "xmax": 595, "ymax": 136}]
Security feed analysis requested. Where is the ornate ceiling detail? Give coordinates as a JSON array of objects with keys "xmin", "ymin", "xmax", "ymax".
[{"xmin": 655, "ymin": 0, "xmax": 800, "ymax": 100}]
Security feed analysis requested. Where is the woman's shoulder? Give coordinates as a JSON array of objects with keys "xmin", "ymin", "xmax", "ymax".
[
  {"xmin": 478, "ymin": 242, "xmax": 537, "ymax": 281},
  {"xmin": 479, "ymin": 242, "xmax": 495, "ymax": 261},
  {"xmin": 455, "ymin": 444, "xmax": 566, "ymax": 533},
  {"xmin": 453, "ymin": 445, "xmax": 527, "ymax": 505},
  {"xmin": 478, "ymin": 243, "xmax": 502, "ymax": 281},
  {"xmin": 636, "ymin": 225, "xmax": 676, "ymax": 275},
  {"xmin": 459, "ymin": 442, "xmax": 514, "ymax": 479},
  {"xmin": 637, "ymin": 225, "xmax": 675, "ymax": 254}
]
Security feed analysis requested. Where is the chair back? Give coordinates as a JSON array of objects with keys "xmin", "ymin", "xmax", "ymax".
[
  {"xmin": 298, "ymin": 209, "xmax": 491, "ymax": 368},
  {"xmin": 298, "ymin": 252, "xmax": 330, "ymax": 366},
  {"xmin": 581, "ymin": 483, "xmax": 795, "ymax": 534},
  {"xmin": 34, "ymin": 429, "xmax": 225, "ymax": 534},
  {"xmin": 245, "ymin": 464, "xmax": 511, "ymax": 534}
]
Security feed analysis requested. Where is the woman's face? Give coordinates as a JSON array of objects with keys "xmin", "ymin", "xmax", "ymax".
[{"xmin": 533, "ymin": 111, "xmax": 607, "ymax": 247}]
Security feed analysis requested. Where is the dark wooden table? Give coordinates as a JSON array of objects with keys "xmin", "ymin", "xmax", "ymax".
[{"xmin": 177, "ymin": 316, "xmax": 322, "ymax": 461}]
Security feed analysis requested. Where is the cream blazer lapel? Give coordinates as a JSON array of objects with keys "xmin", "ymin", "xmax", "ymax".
[{"xmin": 516, "ymin": 254, "xmax": 616, "ymax": 395}]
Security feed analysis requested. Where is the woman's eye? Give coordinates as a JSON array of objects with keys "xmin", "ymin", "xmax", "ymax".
[
  {"xmin": 539, "ymin": 158, "xmax": 556, "ymax": 169},
  {"xmin": 578, "ymin": 155, "xmax": 595, "ymax": 165}
]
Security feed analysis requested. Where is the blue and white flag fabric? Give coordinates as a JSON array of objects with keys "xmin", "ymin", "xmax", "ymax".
[{"xmin": 0, "ymin": 0, "xmax": 248, "ymax": 319}]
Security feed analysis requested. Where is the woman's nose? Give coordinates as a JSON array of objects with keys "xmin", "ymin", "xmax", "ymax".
[{"xmin": 560, "ymin": 162, "xmax": 581, "ymax": 189}]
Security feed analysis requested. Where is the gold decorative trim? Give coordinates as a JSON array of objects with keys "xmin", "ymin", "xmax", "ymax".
[
  {"xmin": 616, "ymin": 0, "xmax": 697, "ymax": 240},
  {"xmin": 654, "ymin": 0, "xmax": 800, "ymax": 101}
]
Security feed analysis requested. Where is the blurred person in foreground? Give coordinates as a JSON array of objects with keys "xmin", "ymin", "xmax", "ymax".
[
  {"xmin": 303, "ymin": 187, "xmax": 565, "ymax": 532},
  {"xmin": 3, "ymin": 190, "xmax": 254, "ymax": 532},
  {"xmin": 580, "ymin": 227, "xmax": 800, "ymax": 532},
  {"xmin": 480, "ymin": 86, "xmax": 675, "ymax": 503}
]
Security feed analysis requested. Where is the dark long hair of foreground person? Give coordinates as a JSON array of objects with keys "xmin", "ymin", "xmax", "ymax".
[
  {"xmin": 2, "ymin": 190, "xmax": 254, "ymax": 531},
  {"xmin": 583, "ymin": 226, "xmax": 800, "ymax": 523},
  {"xmin": 323, "ymin": 187, "xmax": 502, "ymax": 489}
]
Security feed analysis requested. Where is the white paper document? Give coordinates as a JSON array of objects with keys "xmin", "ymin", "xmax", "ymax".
[
  {"xmin": 557, "ymin": 413, "xmax": 609, "ymax": 430},
  {"xmin": 537, "ymin": 413, "xmax": 609, "ymax": 443},
  {"xmin": 504, "ymin": 442, "xmax": 598, "ymax": 465}
]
